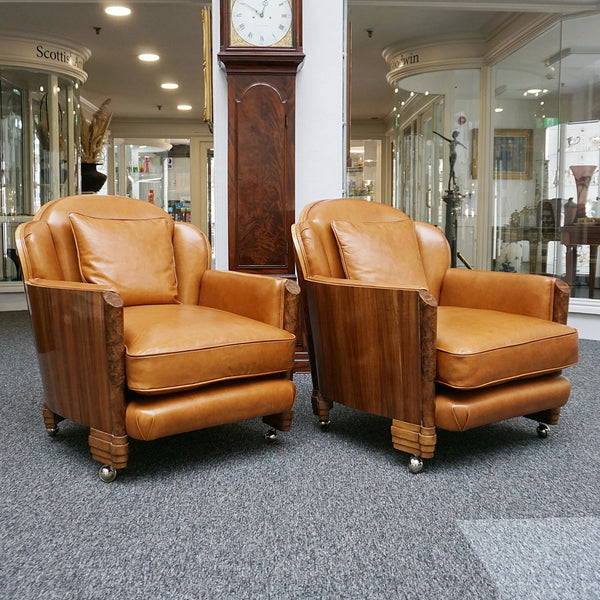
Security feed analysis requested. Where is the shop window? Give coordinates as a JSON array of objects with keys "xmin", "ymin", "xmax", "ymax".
[{"xmin": 491, "ymin": 14, "xmax": 600, "ymax": 300}]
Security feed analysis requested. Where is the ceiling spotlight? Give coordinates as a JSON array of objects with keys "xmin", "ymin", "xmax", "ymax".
[
  {"xmin": 177, "ymin": 104, "xmax": 192, "ymax": 111},
  {"xmin": 138, "ymin": 53, "xmax": 159, "ymax": 62},
  {"xmin": 494, "ymin": 107, "xmax": 503, "ymax": 113},
  {"xmin": 161, "ymin": 82, "xmax": 179, "ymax": 90},
  {"xmin": 105, "ymin": 6, "xmax": 131, "ymax": 16}
]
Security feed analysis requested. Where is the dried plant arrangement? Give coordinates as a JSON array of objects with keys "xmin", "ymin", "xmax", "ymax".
[{"xmin": 80, "ymin": 98, "xmax": 112, "ymax": 163}]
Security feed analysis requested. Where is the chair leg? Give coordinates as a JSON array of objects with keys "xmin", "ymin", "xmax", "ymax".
[
  {"xmin": 262, "ymin": 410, "xmax": 293, "ymax": 432},
  {"xmin": 311, "ymin": 390, "xmax": 332, "ymax": 428},
  {"xmin": 88, "ymin": 428, "xmax": 129, "ymax": 473},
  {"xmin": 42, "ymin": 403, "xmax": 63, "ymax": 437},
  {"xmin": 525, "ymin": 406, "xmax": 562, "ymax": 425},
  {"xmin": 391, "ymin": 419, "xmax": 437, "ymax": 473}
]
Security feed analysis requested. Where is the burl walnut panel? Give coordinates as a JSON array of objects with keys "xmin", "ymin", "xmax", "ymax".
[
  {"xmin": 26, "ymin": 282, "xmax": 127, "ymax": 436},
  {"xmin": 306, "ymin": 279, "xmax": 437, "ymax": 425},
  {"xmin": 228, "ymin": 75, "xmax": 296, "ymax": 274}
]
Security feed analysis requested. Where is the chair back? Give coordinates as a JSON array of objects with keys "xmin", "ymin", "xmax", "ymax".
[
  {"xmin": 292, "ymin": 198, "xmax": 451, "ymax": 301},
  {"xmin": 16, "ymin": 194, "xmax": 211, "ymax": 305}
]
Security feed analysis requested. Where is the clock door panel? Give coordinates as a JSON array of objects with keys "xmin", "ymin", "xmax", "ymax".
[{"xmin": 228, "ymin": 76, "xmax": 296, "ymax": 274}]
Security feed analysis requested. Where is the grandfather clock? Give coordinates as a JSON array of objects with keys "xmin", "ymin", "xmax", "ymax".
[{"xmin": 219, "ymin": 0, "xmax": 304, "ymax": 275}]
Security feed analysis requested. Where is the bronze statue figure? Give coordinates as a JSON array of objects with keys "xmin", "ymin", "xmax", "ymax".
[{"xmin": 434, "ymin": 130, "xmax": 466, "ymax": 191}]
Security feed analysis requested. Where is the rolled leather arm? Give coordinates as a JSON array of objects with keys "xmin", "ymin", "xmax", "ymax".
[
  {"xmin": 304, "ymin": 276, "xmax": 437, "ymax": 427},
  {"xmin": 198, "ymin": 270, "xmax": 300, "ymax": 334},
  {"xmin": 25, "ymin": 278, "xmax": 127, "ymax": 435},
  {"xmin": 440, "ymin": 268, "xmax": 570, "ymax": 323}
]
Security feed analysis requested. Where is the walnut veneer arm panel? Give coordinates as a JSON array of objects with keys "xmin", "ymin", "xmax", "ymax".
[
  {"xmin": 25, "ymin": 279, "xmax": 127, "ymax": 436},
  {"xmin": 199, "ymin": 270, "xmax": 300, "ymax": 333},
  {"xmin": 440, "ymin": 268, "xmax": 565, "ymax": 321},
  {"xmin": 552, "ymin": 279, "xmax": 571, "ymax": 325},
  {"xmin": 304, "ymin": 277, "xmax": 436, "ymax": 426}
]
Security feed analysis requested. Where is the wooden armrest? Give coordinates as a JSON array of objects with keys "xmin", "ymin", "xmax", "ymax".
[
  {"xmin": 199, "ymin": 270, "xmax": 300, "ymax": 334},
  {"xmin": 440, "ymin": 268, "xmax": 570, "ymax": 322},
  {"xmin": 304, "ymin": 277, "xmax": 436, "ymax": 427},
  {"xmin": 25, "ymin": 279, "xmax": 126, "ymax": 435}
]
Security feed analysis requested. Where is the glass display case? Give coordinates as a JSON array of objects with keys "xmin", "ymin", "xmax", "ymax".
[
  {"xmin": 114, "ymin": 142, "xmax": 168, "ymax": 206},
  {"xmin": 391, "ymin": 70, "xmax": 479, "ymax": 267},
  {"xmin": 113, "ymin": 140, "xmax": 193, "ymax": 221},
  {"xmin": 1, "ymin": 68, "xmax": 81, "ymax": 284},
  {"xmin": 347, "ymin": 139, "xmax": 380, "ymax": 202},
  {"xmin": 491, "ymin": 13, "xmax": 600, "ymax": 299}
]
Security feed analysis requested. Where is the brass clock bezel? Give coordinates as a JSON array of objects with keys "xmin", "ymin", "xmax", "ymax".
[
  {"xmin": 230, "ymin": 0, "xmax": 293, "ymax": 48},
  {"xmin": 221, "ymin": 0, "xmax": 302, "ymax": 53}
]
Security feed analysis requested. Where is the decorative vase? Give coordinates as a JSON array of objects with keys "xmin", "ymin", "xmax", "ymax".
[
  {"xmin": 81, "ymin": 162, "xmax": 107, "ymax": 193},
  {"xmin": 570, "ymin": 165, "xmax": 597, "ymax": 220}
]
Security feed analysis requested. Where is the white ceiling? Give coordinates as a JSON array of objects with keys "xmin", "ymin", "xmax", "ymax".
[{"xmin": 0, "ymin": 0, "xmax": 598, "ymax": 124}]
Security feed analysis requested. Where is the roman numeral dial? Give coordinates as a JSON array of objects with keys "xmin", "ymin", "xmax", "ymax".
[{"xmin": 231, "ymin": 0, "xmax": 292, "ymax": 47}]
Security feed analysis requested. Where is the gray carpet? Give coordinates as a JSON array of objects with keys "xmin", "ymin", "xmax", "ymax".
[{"xmin": 1, "ymin": 310, "xmax": 599, "ymax": 599}]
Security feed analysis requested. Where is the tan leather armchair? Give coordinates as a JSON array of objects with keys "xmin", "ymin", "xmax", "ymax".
[
  {"xmin": 292, "ymin": 198, "xmax": 578, "ymax": 472},
  {"xmin": 16, "ymin": 195, "xmax": 299, "ymax": 481}
]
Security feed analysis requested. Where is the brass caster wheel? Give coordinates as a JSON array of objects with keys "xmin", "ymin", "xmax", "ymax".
[
  {"xmin": 318, "ymin": 419, "xmax": 331, "ymax": 430},
  {"xmin": 264, "ymin": 428, "xmax": 278, "ymax": 444},
  {"xmin": 46, "ymin": 426, "xmax": 58, "ymax": 437},
  {"xmin": 537, "ymin": 423, "xmax": 550, "ymax": 439},
  {"xmin": 408, "ymin": 455, "xmax": 424, "ymax": 474},
  {"xmin": 98, "ymin": 465, "xmax": 117, "ymax": 483}
]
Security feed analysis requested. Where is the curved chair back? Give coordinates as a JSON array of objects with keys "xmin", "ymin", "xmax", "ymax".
[
  {"xmin": 16, "ymin": 194, "xmax": 211, "ymax": 305},
  {"xmin": 292, "ymin": 198, "xmax": 451, "ymax": 302}
]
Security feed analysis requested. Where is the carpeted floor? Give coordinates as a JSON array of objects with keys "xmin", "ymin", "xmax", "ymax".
[{"xmin": 1, "ymin": 310, "xmax": 599, "ymax": 599}]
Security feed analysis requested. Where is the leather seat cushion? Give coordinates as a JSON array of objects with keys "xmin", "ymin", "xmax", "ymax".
[
  {"xmin": 123, "ymin": 304, "xmax": 296, "ymax": 394},
  {"xmin": 436, "ymin": 306, "xmax": 578, "ymax": 389}
]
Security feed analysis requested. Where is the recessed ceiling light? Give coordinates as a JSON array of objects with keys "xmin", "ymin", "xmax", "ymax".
[
  {"xmin": 495, "ymin": 107, "xmax": 503, "ymax": 113},
  {"xmin": 105, "ymin": 6, "xmax": 131, "ymax": 16},
  {"xmin": 161, "ymin": 82, "xmax": 179, "ymax": 90},
  {"xmin": 177, "ymin": 104, "xmax": 192, "ymax": 111},
  {"xmin": 138, "ymin": 53, "xmax": 159, "ymax": 62}
]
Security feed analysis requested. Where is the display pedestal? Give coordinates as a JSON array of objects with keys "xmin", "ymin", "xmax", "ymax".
[{"xmin": 443, "ymin": 189, "xmax": 462, "ymax": 268}]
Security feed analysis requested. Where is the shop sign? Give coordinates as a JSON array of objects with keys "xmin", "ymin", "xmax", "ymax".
[
  {"xmin": 0, "ymin": 32, "xmax": 90, "ymax": 83},
  {"xmin": 389, "ymin": 51, "xmax": 420, "ymax": 71}
]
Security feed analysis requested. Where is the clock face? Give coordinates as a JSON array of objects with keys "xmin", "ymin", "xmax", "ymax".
[{"xmin": 231, "ymin": 0, "xmax": 293, "ymax": 47}]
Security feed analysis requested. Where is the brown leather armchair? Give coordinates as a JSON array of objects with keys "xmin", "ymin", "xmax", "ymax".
[
  {"xmin": 16, "ymin": 194, "xmax": 299, "ymax": 481},
  {"xmin": 292, "ymin": 198, "xmax": 578, "ymax": 472}
]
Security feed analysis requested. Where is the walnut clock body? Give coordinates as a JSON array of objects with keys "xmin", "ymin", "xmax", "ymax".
[{"xmin": 219, "ymin": 0, "xmax": 304, "ymax": 275}]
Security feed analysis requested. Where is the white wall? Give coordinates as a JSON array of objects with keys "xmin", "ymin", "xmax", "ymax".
[
  {"xmin": 295, "ymin": 0, "xmax": 346, "ymax": 215},
  {"xmin": 211, "ymin": 0, "xmax": 346, "ymax": 269}
]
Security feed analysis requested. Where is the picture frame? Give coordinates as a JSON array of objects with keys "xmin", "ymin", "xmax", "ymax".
[
  {"xmin": 471, "ymin": 128, "xmax": 533, "ymax": 180},
  {"xmin": 201, "ymin": 6, "xmax": 213, "ymax": 132},
  {"xmin": 494, "ymin": 129, "xmax": 532, "ymax": 179}
]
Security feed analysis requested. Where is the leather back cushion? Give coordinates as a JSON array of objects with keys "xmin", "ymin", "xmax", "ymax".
[
  {"xmin": 331, "ymin": 219, "xmax": 429, "ymax": 288},
  {"xmin": 69, "ymin": 213, "xmax": 179, "ymax": 306}
]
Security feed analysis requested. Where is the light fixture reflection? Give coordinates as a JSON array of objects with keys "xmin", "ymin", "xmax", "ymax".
[
  {"xmin": 138, "ymin": 53, "xmax": 159, "ymax": 62},
  {"xmin": 105, "ymin": 6, "xmax": 131, "ymax": 16}
]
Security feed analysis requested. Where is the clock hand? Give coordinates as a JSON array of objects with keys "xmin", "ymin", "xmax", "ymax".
[
  {"xmin": 239, "ymin": 1, "xmax": 261, "ymax": 17},
  {"xmin": 259, "ymin": 0, "xmax": 268, "ymax": 18}
]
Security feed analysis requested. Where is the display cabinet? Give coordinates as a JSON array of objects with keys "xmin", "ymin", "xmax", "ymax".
[
  {"xmin": 1, "ymin": 68, "xmax": 81, "ymax": 284},
  {"xmin": 1, "ymin": 34, "xmax": 88, "ymax": 291},
  {"xmin": 113, "ymin": 140, "xmax": 192, "ymax": 221},
  {"xmin": 346, "ymin": 139, "xmax": 380, "ymax": 202}
]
